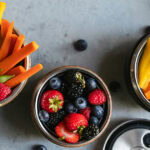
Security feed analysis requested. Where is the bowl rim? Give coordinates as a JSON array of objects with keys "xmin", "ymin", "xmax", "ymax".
[
  {"xmin": 31, "ymin": 65, "xmax": 112, "ymax": 147},
  {"xmin": 130, "ymin": 34, "xmax": 150, "ymax": 109},
  {"xmin": 0, "ymin": 27, "xmax": 31, "ymax": 107}
]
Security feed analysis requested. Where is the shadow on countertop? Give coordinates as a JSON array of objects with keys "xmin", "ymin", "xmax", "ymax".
[
  {"xmin": 94, "ymin": 37, "xmax": 146, "ymax": 150},
  {"xmin": 0, "ymin": 73, "xmax": 47, "ymax": 140}
]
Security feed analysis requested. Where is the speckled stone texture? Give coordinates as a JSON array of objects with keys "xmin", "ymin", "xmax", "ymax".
[{"xmin": 1, "ymin": 0, "xmax": 150, "ymax": 149}]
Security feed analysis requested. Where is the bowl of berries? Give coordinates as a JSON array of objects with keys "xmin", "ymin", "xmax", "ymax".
[{"xmin": 31, "ymin": 66, "xmax": 112, "ymax": 147}]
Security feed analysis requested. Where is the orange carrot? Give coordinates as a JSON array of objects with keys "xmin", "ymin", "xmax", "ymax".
[
  {"xmin": 0, "ymin": 21, "xmax": 14, "ymax": 61},
  {"xmin": 13, "ymin": 34, "xmax": 25, "ymax": 53},
  {"xmin": 1, "ymin": 19, "xmax": 9, "ymax": 38},
  {"xmin": 0, "ymin": 41, "xmax": 39, "ymax": 75},
  {"xmin": 9, "ymin": 34, "xmax": 17, "ymax": 55},
  {"xmin": 5, "ymin": 64, "xmax": 43, "ymax": 88},
  {"xmin": 7, "ymin": 66, "xmax": 26, "ymax": 76}
]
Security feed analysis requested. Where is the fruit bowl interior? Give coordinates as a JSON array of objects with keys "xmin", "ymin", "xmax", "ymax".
[
  {"xmin": 0, "ymin": 27, "xmax": 31, "ymax": 107},
  {"xmin": 31, "ymin": 66, "xmax": 112, "ymax": 147},
  {"xmin": 131, "ymin": 34, "xmax": 150, "ymax": 107}
]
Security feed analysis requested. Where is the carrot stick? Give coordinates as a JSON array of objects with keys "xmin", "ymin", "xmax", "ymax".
[
  {"xmin": 5, "ymin": 64, "xmax": 43, "ymax": 88},
  {"xmin": 0, "ymin": 21, "xmax": 14, "ymax": 61},
  {"xmin": 0, "ymin": 41, "xmax": 39, "ymax": 75},
  {"xmin": 7, "ymin": 66, "xmax": 26, "ymax": 76},
  {"xmin": 0, "ymin": 2, "xmax": 6, "ymax": 24},
  {"xmin": 13, "ymin": 34, "xmax": 25, "ymax": 53},
  {"xmin": 9, "ymin": 34, "xmax": 17, "ymax": 55},
  {"xmin": 1, "ymin": 19, "xmax": 9, "ymax": 38}
]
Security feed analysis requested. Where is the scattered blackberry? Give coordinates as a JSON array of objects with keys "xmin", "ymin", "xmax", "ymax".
[
  {"xmin": 82, "ymin": 124, "xmax": 99, "ymax": 140},
  {"xmin": 46, "ymin": 109, "xmax": 66, "ymax": 129},
  {"xmin": 64, "ymin": 71, "xmax": 85, "ymax": 88},
  {"xmin": 67, "ymin": 82, "xmax": 84, "ymax": 99}
]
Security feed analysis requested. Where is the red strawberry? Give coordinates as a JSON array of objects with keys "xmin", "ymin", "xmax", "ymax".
[
  {"xmin": 0, "ymin": 83, "xmax": 11, "ymax": 101},
  {"xmin": 88, "ymin": 89, "xmax": 106, "ymax": 105},
  {"xmin": 64, "ymin": 113, "xmax": 88, "ymax": 131},
  {"xmin": 40, "ymin": 90, "xmax": 64, "ymax": 113},
  {"xmin": 55, "ymin": 121, "xmax": 79, "ymax": 143},
  {"xmin": 80, "ymin": 107, "xmax": 91, "ymax": 120}
]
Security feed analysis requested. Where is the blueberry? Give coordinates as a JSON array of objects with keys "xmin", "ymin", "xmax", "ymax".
[
  {"xmin": 73, "ymin": 39, "xmax": 88, "ymax": 51},
  {"xmin": 49, "ymin": 77, "xmax": 61, "ymax": 89},
  {"xmin": 74, "ymin": 97, "xmax": 87, "ymax": 110},
  {"xmin": 65, "ymin": 103, "xmax": 78, "ymax": 113},
  {"xmin": 109, "ymin": 81, "xmax": 121, "ymax": 92},
  {"xmin": 89, "ymin": 116, "xmax": 100, "ymax": 125},
  {"xmin": 39, "ymin": 110, "xmax": 49, "ymax": 122},
  {"xmin": 86, "ymin": 78, "xmax": 97, "ymax": 91},
  {"xmin": 33, "ymin": 145, "xmax": 47, "ymax": 150},
  {"xmin": 92, "ymin": 106, "xmax": 104, "ymax": 119}
]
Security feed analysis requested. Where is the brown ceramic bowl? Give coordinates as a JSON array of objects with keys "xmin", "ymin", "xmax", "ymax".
[
  {"xmin": 31, "ymin": 66, "xmax": 112, "ymax": 147},
  {"xmin": 0, "ymin": 27, "xmax": 31, "ymax": 107}
]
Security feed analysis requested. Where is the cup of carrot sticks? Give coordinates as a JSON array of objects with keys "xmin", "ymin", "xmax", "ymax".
[{"xmin": 0, "ymin": 2, "xmax": 43, "ymax": 106}]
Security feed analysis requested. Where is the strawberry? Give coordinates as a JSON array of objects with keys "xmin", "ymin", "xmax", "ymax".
[
  {"xmin": 88, "ymin": 89, "xmax": 106, "ymax": 105},
  {"xmin": 0, "ymin": 83, "xmax": 11, "ymax": 101},
  {"xmin": 55, "ymin": 121, "xmax": 79, "ymax": 143},
  {"xmin": 80, "ymin": 107, "xmax": 91, "ymax": 120},
  {"xmin": 64, "ymin": 113, "xmax": 88, "ymax": 131},
  {"xmin": 40, "ymin": 90, "xmax": 64, "ymax": 113}
]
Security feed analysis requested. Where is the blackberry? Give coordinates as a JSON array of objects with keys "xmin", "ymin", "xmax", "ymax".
[
  {"xmin": 67, "ymin": 82, "xmax": 84, "ymax": 99},
  {"xmin": 82, "ymin": 124, "xmax": 99, "ymax": 140},
  {"xmin": 46, "ymin": 109, "xmax": 66, "ymax": 129},
  {"xmin": 64, "ymin": 71, "xmax": 77, "ymax": 83},
  {"xmin": 64, "ymin": 71, "xmax": 85, "ymax": 88},
  {"xmin": 58, "ymin": 82, "xmax": 68, "ymax": 94}
]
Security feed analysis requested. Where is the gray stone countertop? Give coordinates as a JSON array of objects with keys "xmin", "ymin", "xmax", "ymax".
[{"xmin": 1, "ymin": 0, "xmax": 150, "ymax": 149}]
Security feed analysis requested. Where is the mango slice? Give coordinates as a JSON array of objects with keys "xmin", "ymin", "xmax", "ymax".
[
  {"xmin": 0, "ymin": 2, "xmax": 6, "ymax": 24},
  {"xmin": 139, "ymin": 38, "xmax": 150, "ymax": 90}
]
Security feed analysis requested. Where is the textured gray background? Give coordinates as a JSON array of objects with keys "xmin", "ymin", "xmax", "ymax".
[{"xmin": 1, "ymin": 0, "xmax": 150, "ymax": 149}]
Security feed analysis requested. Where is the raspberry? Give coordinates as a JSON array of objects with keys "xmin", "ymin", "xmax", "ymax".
[
  {"xmin": 0, "ymin": 83, "xmax": 11, "ymax": 101},
  {"xmin": 80, "ymin": 107, "xmax": 91, "ymax": 120},
  {"xmin": 88, "ymin": 89, "xmax": 106, "ymax": 105}
]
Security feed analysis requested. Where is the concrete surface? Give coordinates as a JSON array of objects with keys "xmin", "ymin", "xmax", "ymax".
[{"xmin": 1, "ymin": 0, "xmax": 150, "ymax": 149}]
